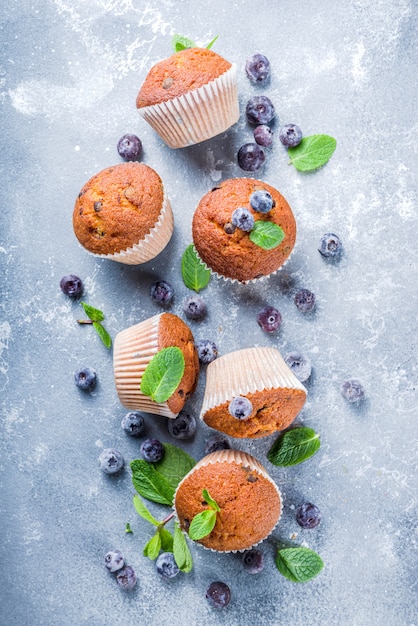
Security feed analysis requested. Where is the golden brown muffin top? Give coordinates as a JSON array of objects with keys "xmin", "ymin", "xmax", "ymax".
[
  {"xmin": 158, "ymin": 313, "xmax": 199, "ymax": 414},
  {"xmin": 192, "ymin": 178, "xmax": 296, "ymax": 283},
  {"xmin": 175, "ymin": 459, "xmax": 281, "ymax": 551},
  {"xmin": 136, "ymin": 48, "xmax": 232, "ymax": 108},
  {"xmin": 73, "ymin": 162, "xmax": 164, "ymax": 255}
]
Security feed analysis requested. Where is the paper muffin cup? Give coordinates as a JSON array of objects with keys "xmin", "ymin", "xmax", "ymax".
[
  {"xmin": 93, "ymin": 193, "xmax": 174, "ymax": 265},
  {"xmin": 138, "ymin": 64, "xmax": 239, "ymax": 149},
  {"xmin": 174, "ymin": 449, "xmax": 282, "ymax": 553},
  {"xmin": 113, "ymin": 313, "xmax": 178, "ymax": 418}
]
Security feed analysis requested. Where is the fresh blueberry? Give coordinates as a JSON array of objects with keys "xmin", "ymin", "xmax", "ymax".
[
  {"xmin": 150, "ymin": 280, "xmax": 174, "ymax": 305},
  {"xmin": 295, "ymin": 502, "xmax": 321, "ymax": 529},
  {"xmin": 167, "ymin": 411, "xmax": 196, "ymax": 439},
  {"xmin": 284, "ymin": 352, "xmax": 312, "ymax": 383},
  {"xmin": 140, "ymin": 438, "xmax": 164, "ymax": 463},
  {"xmin": 206, "ymin": 581, "xmax": 231, "ymax": 609},
  {"xmin": 196, "ymin": 339, "xmax": 218, "ymax": 364},
  {"xmin": 257, "ymin": 306, "xmax": 282, "ymax": 332},
  {"xmin": 121, "ymin": 411, "xmax": 145, "ymax": 437},
  {"xmin": 183, "ymin": 296, "xmax": 207, "ymax": 320},
  {"xmin": 204, "ymin": 434, "xmax": 231, "ymax": 455},
  {"xmin": 279, "ymin": 124, "xmax": 302, "ymax": 147},
  {"xmin": 60, "ymin": 274, "xmax": 83, "ymax": 298},
  {"xmin": 245, "ymin": 53, "xmax": 271, "ymax": 84},
  {"xmin": 294, "ymin": 289, "xmax": 316, "ymax": 313},
  {"xmin": 231, "ymin": 207, "xmax": 254, "ymax": 232},
  {"xmin": 155, "ymin": 552, "xmax": 180, "ymax": 579},
  {"xmin": 104, "ymin": 550, "xmax": 124, "ymax": 573},
  {"xmin": 253, "ymin": 124, "xmax": 273, "ymax": 147},
  {"xmin": 116, "ymin": 565, "xmax": 137, "ymax": 590},
  {"xmin": 318, "ymin": 233, "xmax": 343, "ymax": 259},
  {"xmin": 245, "ymin": 95, "xmax": 275, "ymax": 125},
  {"xmin": 117, "ymin": 134, "xmax": 143, "ymax": 161},
  {"xmin": 341, "ymin": 379, "xmax": 365, "ymax": 403},
  {"xmin": 228, "ymin": 396, "xmax": 253, "ymax": 420},
  {"xmin": 74, "ymin": 367, "xmax": 97, "ymax": 391},
  {"xmin": 242, "ymin": 549, "xmax": 265, "ymax": 574},
  {"xmin": 249, "ymin": 190, "xmax": 274, "ymax": 214},
  {"xmin": 98, "ymin": 448, "xmax": 124, "ymax": 474},
  {"xmin": 237, "ymin": 143, "xmax": 266, "ymax": 172}
]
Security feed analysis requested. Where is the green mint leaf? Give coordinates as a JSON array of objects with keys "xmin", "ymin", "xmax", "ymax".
[
  {"xmin": 81, "ymin": 301, "xmax": 105, "ymax": 322},
  {"xmin": 288, "ymin": 134, "xmax": 337, "ymax": 172},
  {"xmin": 125, "ymin": 522, "xmax": 133, "ymax": 534},
  {"xmin": 154, "ymin": 444, "xmax": 196, "ymax": 492},
  {"xmin": 188, "ymin": 509, "xmax": 217, "ymax": 541},
  {"xmin": 172, "ymin": 34, "xmax": 197, "ymax": 52},
  {"xmin": 267, "ymin": 427, "xmax": 320, "ymax": 467},
  {"xmin": 92, "ymin": 321, "xmax": 112, "ymax": 348},
  {"xmin": 205, "ymin": 35, "xmax": 218, "ymax": 49},
  {"xmin": 275, "ymin": 547, "xmax": 324, "ymax": 582},
  {"xmin": 140, "ymin": 346, "xmax": 185, "ymax": 403},
  {"xmin": 202, "ymin": 489, "xmax": 220, "ymax": 512},
  {"xmin": 173, "ymin": 523, "xmax": 193, "ymax": 572},
  {"xmin": 132, "ymin": 494, "xmax": 160, "ymax": 526},
  {"xmin": 143, "ymin": 532, "xmax": 161, "ymax": 560},
  {"xmin": 249, "ymin": 221, "xmax": 285, "ymax": 250},
  {"xmin": 130, "ymin": 459, "xmax": 175, "ymax": 505},
  {"xmin": 159, "ymin": 526, "xmax": 174, "ymax": 553},
  {"xmin": 181, "ymin": 244, "xmax": 211, "ymax": 293}
]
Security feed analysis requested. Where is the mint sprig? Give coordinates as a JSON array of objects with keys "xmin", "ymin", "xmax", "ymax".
[
  {"xmin": 249, "ymin": 221, "xmax": 285, "ymax": 250},
  {"xmin": 77, "ymin": 301, "xmax": 112, "ymax": 348},
  {"xmin": 188, "ymin": 489, "xmax": 220, "ymax": 541},
  {"xmin": 172, "ymin": 34, "xmax": 219, "ymax": 52},
  {"xmin": 181, "ymin": 244, "xmax": 211, "ymax": 292},
  {"xmin": 275, "ymin": 546, "xmax": 324, "ymax": 582},
  {"xmin": 140, "ymin": 346, "xmax": 185, "ymax": 403},
  {"xmin": 288, "ymin": 134, "xmax": 336, "ymax": 171},
  {"xmin": 267, "ymin": 427, "xmax": 320, "ymax": 467}
]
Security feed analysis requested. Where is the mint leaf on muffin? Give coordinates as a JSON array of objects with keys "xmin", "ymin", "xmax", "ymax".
[
  {"xmin": 288, "ymin": 134, "xmax": 336, "ymax": 171},
  {"xmin": 172, "ymin": 34, "xmax": 197, "ymax": 52},
  {"xmin": 249, "ymin": 221, "xmax": 285, "ymax": 250},
  {"xmin": 205, "ymin": 35, "xmax": 219, "ymax": 49},
  {"xmin": 140, "ymin": 346, "xmax": 185, "ymax": 403},
  {"xmin": 188, "ymin": 490, "xmax": 220, "ymax": 541},
  {"xmin": 181, "ymin": 244, "xmax": 211, "ymax": 292},
  {"xmin": 267, "ymin": 427, "xmax": 320, "ymax": 467},
  {"xmin": 77, "ymin": 301, "xmax": 112, "ymax": 348},
  {"xmin": 275, "ymin": 547, "xmax": 324, "ymax": 582}
]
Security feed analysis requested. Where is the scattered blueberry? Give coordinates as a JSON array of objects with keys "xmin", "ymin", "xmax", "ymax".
[
  {"xmin": 279, "ymin": 124, "xmax": 303, "ymax": 147},
  {"xmin": 140, "ymin": 438, "xmax": 164, "ymax": 463},
  {"xmin": 245, "ymin": 95, "xmax": 275, "ymax": 125},
  {"xmin": 117, "ymin": 134, "xmax": 143, "ymax": 161},
  {"xmin": 183, "ymin": 296, "xmax": 207, "ymax": 320},
  {"xmin": 340, "ymin": 379, "xmax": 365, "ymax": 403},
  {"xmin": 204, "ymin": 434, "xmax": 231, "ymax": 455},
  {"xmin": 60, "ymin": 274, "xmax": 83, "ymax": 298},
  {"xmin": 237, "ymin": 143, "xmax": 266, "ymax": 172},
  {"xmin": 98, "ymin": 448, "xmax": 124, "ymax": 474},
  {"xmin": 116, "ymin": 565, "xmax": 137, "ymax": 590},
  {"xmin": 196, "ymin": 339, "xmax": 218, "ymax": 364},
  {"xmin": 231, "ymin": 207, "xmax": 254, "ymax": 232},
  {"xmin": 284, "ymin": 352, "xmax": 312, "ymax": 383},
  {"xmin": 253, "ymin": 124, "xmax": 273, "ymax": 147},
  {"xmin": 74, "ymin": 366, "xmax": 97, "ymax": 391},
  {"xmin": 206, "ymin": 581, "xmax": 231, "ymax": 609},
  {"xmin": 167, "ymin": 411, "xmax": 196, "ymax": 439},
  {"xmin": 242, "ymin": 549, "xmax": 265, "ymax": 574},
  {"xmin": 249, "ymin": 190, "xmax": 274, "ymax": 214},
  {"xmin": 228, "ymin": 396, "xmax": 253, "ymax": 420},
  {"xmin": 104, "ymin": 550, "xmax": 125, "ymax": 573},
  {"xmin": 155, "ymin": 552, "xmax": 180, "ymax": 579},
  {"xmin": 245, "ymin": 53, "xmax": 271, "ymax": 84},
  {"xmin": 295, "ymin": 502, "xmax": 321, "ymax": 529},
  {"xmin": 121, "ymin": 411, "xmax": 145, "ymax": 437},
  {"xmin": 257, "ymin": 306, "xmax": 282, "ymax": 332},
  {"xmin": 294, "ymin": 289, "xmax": 316, "ymax": 313},
  {"xmin": 318, "ymin": 233, "xmax": 343, "ymax": 259},
  {"xmin": 150, "ymin": 280, "xmax": 174, "ymax": 305}
]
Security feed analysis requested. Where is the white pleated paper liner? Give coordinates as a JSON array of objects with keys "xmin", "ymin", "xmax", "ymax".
[{"xmin": 138, "ymin": 64, "xmax": 239, "ymax": 149}]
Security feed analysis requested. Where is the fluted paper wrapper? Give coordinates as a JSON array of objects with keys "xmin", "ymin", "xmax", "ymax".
[
  {"xmin": 113, "ymin": 314, "xmax": 177, "ymax": 418},
  {"xmin": 93, "ymin": 194, "xmax": 174, "ymax": 265},
  {"xmin": 200, "ymin": 346, "xmax": 306, "ymax": 419},
  {"xmin": 138, "ymin": 64, "xmax": 239, "ymax": 149}
]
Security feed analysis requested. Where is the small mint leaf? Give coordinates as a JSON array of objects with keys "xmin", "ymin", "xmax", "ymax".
[
  {"xmin": 267, "ymin": 427, "xmax": 320, "ymax": 467},
  {"xmin": 132, "ymin": 494, "xmax": 160, "ymax": 526},
  {"xmin": 249, "ymin": 221, "xmax": 285, "ymax": 250},
  {"xmin": 130, "ymin": 459, "xmax": 175, "ymax": 505},
  {"xmin": 275, "ymin": 547, "xmax": 324, "ymax": 582},
  {"xmin": 181, "ymin": 244, "xmax": 211, "ymax": 292},
  {"xmin": 159, "ymin": 526, "xmax": 174, "ymax": 553},
  {"xmin": 81, "ymin": 301, "xmax": 105, "ymax": 322},
  {"xmin": 188, "ymin": 509, "xmax": 217, "ymax": 541},
  {"xmin": 288, "ymin": 134, "xmax": 336, "ymax": 172},
  {"xmin": 125, "ymin": 522, "xmax": 133, "ymax": 534},
  {"xmin": 140, "ymin": 347, "xmax": 185, "ymax": 403},
  {"xmin": 143, "ymin": 532, "xmax": 161, "ymax": 560},
  {"xmin": 92, "ymin": 321, "xmax": 112, "ymax": 348},
  {"xmin": 173, "ymin": 523, "xmax": 193, "ymax": 572},
  {"xmin": 172, "ymin": 34, "xmax": 197, "ymax": 52},
  {"xmin": 205, "ymin": 35, "xmax": 218, "ymax": 49},
  {"xmin": 202, "ymin": 489, "xmax": 220, "ymax": 512}
]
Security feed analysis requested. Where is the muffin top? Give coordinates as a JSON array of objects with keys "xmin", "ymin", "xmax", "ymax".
[
  {"xmin": 73, "ymin": 162, "xmax": 164, "ymax": 255},
  {"xmin": 174, "ymin": 451, "xmax": 281, "ymax": 552},
  {"xmin": 192, "ymin": 178, "xmax": 296, "ymax": 282},
  {"xmin": 136, "ymin": 48, "xmax": 232, "ymax": 108}
]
